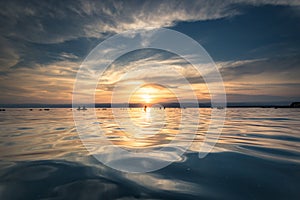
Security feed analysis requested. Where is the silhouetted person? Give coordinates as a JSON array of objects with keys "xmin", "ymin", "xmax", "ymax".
[{"xmin": 144, "ymin": 105, "xmax": 147, "ymax": 112}]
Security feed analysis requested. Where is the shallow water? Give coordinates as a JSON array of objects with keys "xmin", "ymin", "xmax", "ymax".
[{"xmin": 0, "ymin": 108, "xmax": 300, "ymax": 199}]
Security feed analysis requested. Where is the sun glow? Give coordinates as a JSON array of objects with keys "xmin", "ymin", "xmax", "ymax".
[
  {"xmin": 128, "ymin": 84, "xmax": 177, "ymax": 105},
  {"xmin": 141, "ymin": 93, "xmax": 151, "ymax": 103}
]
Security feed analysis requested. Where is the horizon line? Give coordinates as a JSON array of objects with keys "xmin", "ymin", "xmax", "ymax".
[{"xmin": 0, "ymin": 101, "xmax": 298, "ymax": 108}]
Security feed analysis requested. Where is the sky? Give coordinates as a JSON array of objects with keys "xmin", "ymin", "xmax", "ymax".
[{"xmin": 0, "ymin": 0, "xmax": 299, "ymax": 104}]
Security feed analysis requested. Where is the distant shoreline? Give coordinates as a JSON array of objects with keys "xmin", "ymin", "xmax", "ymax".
[{"xmin": 0, "ymin": 102, "xmax": 299, "ymax": 108}]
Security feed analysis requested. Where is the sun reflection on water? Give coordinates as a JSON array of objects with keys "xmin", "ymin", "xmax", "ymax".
[{"xmin": 0, "ymin": 108, "xmax": 299, "ymax": 165}]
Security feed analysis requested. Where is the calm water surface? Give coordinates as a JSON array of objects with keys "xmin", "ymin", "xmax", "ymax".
[{"xmin": 0, "ymin": 108, "xmax": 300, "ymax": 199}]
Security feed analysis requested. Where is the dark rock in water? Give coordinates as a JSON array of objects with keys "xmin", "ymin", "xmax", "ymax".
[
  {"xmin": 29, "ymin": 109, "xmax": 33, "ymax": 111},
  {"xmin": 44, "ymin": 109, "xmax": 50, "ymax": 111},
  {"xmin": 290, "ymin": 102, "xmax": 300, "ymax": 108},
  {"xmin": 0, "ymin": 109, "xmax": 5, "ymax": 111}
]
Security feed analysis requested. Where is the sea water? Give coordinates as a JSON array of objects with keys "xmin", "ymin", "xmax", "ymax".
[{"xmin": 0, "ymin": 108, "xmax": 299, "ymax": 199}]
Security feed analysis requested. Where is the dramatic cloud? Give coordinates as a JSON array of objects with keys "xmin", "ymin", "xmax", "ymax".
[
  {"xmin": 1, "ymin": 0, "xmax": 299, "ymax": 44},
  {"xmin": 0, "ymin": 60, "xmax": 78, "ymax": 104},
  {"xmin": 0, "ymin": 0, "xmax": 299, "ymax": 103},
  {"xmin": 219, "ymin": 55, "xmax": 300, "ymax": 82},
  {"xmin": 0, "ymin": 36, "xmax": 19, "ymax": 70}
]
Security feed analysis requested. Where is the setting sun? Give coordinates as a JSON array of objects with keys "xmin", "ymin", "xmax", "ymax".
[
  {"xmin": 128, "ymin": 84, "xmax": 177, "ymax": 105},
  {"xmin": 141, "ymin": 94, "xmax": 151, "ymax": 103}
]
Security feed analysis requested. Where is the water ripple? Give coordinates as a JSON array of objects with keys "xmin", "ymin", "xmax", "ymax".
[{"xmin": 0, "ymin": 108, "xmax": 300, "ymax": 199}]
